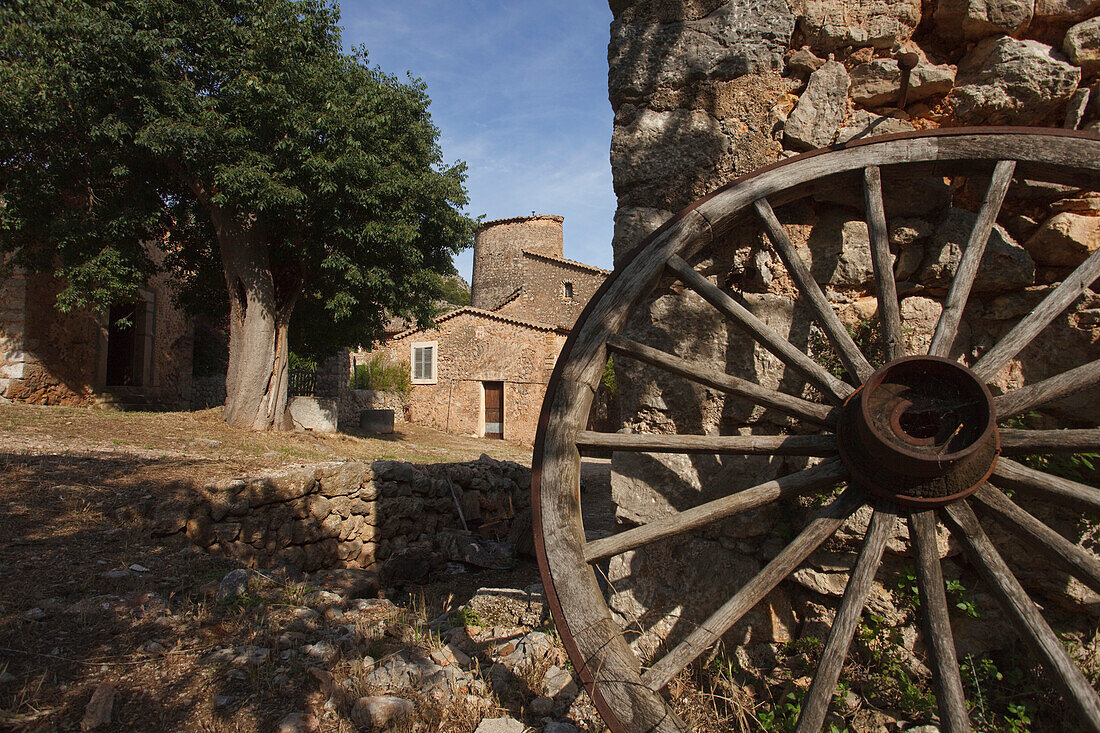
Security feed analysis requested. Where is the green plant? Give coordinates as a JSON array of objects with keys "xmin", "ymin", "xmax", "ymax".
[
  {"xmin": 758, "ymin": 691, "xmax": 803, "ymax": 732},
  {"xmin": 601, "ymin": 355, "xmax": 617, "ymax": 395},
  {"xmin": 451, "ymin": 607, "xmax": 481, "ymax": 627},
  {"xmin": 352, "ymin": 352, "xmax": 412, "ymax": 395}
]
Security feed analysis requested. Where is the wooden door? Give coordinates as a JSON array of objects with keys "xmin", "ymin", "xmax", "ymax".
[{"xmin": 483, "ymin": 381, "xmax": 503, "ymax": 439}]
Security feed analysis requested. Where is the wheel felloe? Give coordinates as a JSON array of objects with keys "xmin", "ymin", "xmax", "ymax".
[{"xmin": 839, "ymin": 355, "xmax": 999, "ymax": 508}]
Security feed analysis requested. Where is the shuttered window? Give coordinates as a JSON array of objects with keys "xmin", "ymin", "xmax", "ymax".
[{"xmin": 410, "ymin": 341, "xmax": 437, "ymax": 384}]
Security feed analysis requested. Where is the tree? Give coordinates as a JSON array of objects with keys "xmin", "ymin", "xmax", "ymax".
[{"xmin": 0, "ymin": 0, "xmax": 475, "ymax": 429}]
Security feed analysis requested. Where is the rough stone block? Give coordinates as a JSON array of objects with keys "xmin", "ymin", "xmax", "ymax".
[
  {"xmin": 359, "ymin": 408, "xmax": 394, "ymax": 433},
  {"xmin": 288, "ymin": 396, "xmax": 339, "ymax": 432}
]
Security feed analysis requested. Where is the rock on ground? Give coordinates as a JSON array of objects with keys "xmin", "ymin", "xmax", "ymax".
[
  {"xmin": 934, "ymin": 0, "xmax": 1034, "ymax": 42},
  {"xmin": 276, "ymin": 712, "xmax": 319, "ymax": 733},
  {"xmin": 1025, "ymin": 211, "xmax": 1100, "ymax": 266},
  {"xmin": 920, "ymin": 208, "xmax": 1036, "ymax": 293},
  {"xmin": 80, "ymin": 683, "xmax": 116, "ymax": 731},
  {"xmin": 950, "ymin": 36, "xmax": 1081, "ymax": 125},
  {"xmin": 352, "ymin": 696, "xmax": 414, "ymax": 729},
  {"xmin": 474, "ymin": 717, "xmax": 527, "ymax": 733}
]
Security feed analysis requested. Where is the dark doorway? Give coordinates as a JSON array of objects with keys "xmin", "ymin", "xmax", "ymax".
[
  {"xmin": 105, "ymin": 303, "xmax": 139, "ymax": 387},
  {"xmin": 483, "ymin": 381, "xmax": 503, "ymax": 439}
]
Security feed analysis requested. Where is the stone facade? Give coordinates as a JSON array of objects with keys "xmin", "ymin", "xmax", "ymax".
[
  {"xmin": 604, "ymin": 0, "xmax": 1100, "ymax": 664},
  {"xmin": 356, "ymin": 214, "xmax": 609, "ymax": 444},
  {"xmin": 0, "ymin": 263, "xmax": 194, "ymax": 408},
  {"xmin": 371, "ymin": 309, "xmax": 567, "ymax": 444}
]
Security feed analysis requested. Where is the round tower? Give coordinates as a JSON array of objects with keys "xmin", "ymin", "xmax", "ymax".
[{"xmin": 471, "ymin": 214, "xmax": 564, "ymax": 311}]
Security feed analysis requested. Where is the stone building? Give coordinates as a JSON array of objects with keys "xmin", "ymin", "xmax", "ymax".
[
  {"xmin": 0, "ymin": 261, "xmax": 194, "ymax": 409},
  {"xmin": 363, "ymin": 215, "xmax": 609, "ymax": 443}
]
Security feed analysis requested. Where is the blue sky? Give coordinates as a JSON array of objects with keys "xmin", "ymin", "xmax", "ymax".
[{"xmin": 339, "ymin": 1, "xmax": 617, "ymax": 281}]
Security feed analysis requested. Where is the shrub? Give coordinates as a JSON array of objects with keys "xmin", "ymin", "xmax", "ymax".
[{"xmin": 352, "ymin": 352, "xmax": 411, "ymax": 394}]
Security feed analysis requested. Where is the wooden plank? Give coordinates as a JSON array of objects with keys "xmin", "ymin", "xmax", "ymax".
[
  {"xmin": 640, "ymin": 488, "xmax": 863, "ymax": 691},
  {"xmin": 929, "ymin": 160, "xmax": 1016, "ymax": 358},
  {"xmin": 666, "ymin": 255, "xmax": 853, "ymax": 404},
  {"xmin": 971, "ymin": 483, "xmax": 1100, "ymax": 597},
  {"xmin": 606, "ymin": 334, "xmax": 836, "ymax": 427},
  {"xmin": 796, "ymin": 504, "xmax": 897, "ymax": 733},
  {"xmin": 994, "ymin": 359, "xmax": 1100, "ymax": 419},
  {"xmin": 973, "ymin": 246, "xmax": 1100, "ymax": 381},
  {"xmin": 993, "ymin": 457, "xmax": 1100, "ymax": 514},
  {"xmin": 584, "ymin": 458, "xmax": 846, "ymax": 563},
  {"xmin": 1000, "ymin": 428, "xmax": 1100, "ymax": 454},
  {"xmin": 942, "ymin": 501, "xmax": 1100, "ymax": 732},
  {"xmin": 754, "ymin": 197, "xmax": 874, "ymax": 383},
  {"xmin": 863, "ymin": 166, "xmax": 904, "ymax": 362},
  {"xmin": 909, "ymin": 510, "xmax": 971, "ymax": 733},
  {"xmin": 575, "ymin": 431, "xmax": 837, "ymax": 456}
]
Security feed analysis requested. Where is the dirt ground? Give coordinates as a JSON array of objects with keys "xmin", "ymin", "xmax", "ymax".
[{"xmin": 0, "ymin": 403, "xmax": 608, "ymax": 732}]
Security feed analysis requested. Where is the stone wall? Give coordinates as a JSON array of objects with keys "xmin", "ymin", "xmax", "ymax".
[
  {"xmin": 190, "ymin": 374, "xmax": 227, "ymax": 410},
  {"xmin": 0, "ymin": 268, "xmax": 28, "ymax": 401},
  {"xmin": 604, "ymin": 0, "xmax": 1100, "ymax": 661},
  {"xmin": 375, "ymin": 311, "xmax": 566, "ymax": 444},
  {"xmin": 158, "ymin": 456, "xmax": 532, "ymax": 576},
  {"xmin": 341, "ymin": 389, "xmax": 410, "ymax": 428}
]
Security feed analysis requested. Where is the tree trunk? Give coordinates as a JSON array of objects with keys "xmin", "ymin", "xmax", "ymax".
[{"xmin": 209, "ymin": 208, "xmax": 300, "ymax": 431}]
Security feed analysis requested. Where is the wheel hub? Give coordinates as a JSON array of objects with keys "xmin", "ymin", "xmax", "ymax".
[{"xmin": 838, "ymin": 355, "xmax": 999, "ymax": 507}]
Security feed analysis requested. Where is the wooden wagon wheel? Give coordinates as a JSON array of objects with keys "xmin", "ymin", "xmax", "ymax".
[{"xmin": 532, "ymin": 128, "xmax": 1100, "ymax": 732}]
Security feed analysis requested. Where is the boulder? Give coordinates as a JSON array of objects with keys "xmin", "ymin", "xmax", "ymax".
[
  {"xmin": 849, "ymin": 59, "xmax": 902, "ymax": 107},
  {"xmin": 950, "ymin": 37, "xmax": 1081, "ymax": 125},
  {"xmin": 835, "ymin": 109, "xmax": 916, "ymax": 144},
  {"xmin": 934, "ymin": 0, "xmax": 1034, "ymax": 42},
  {"xmin": 785, "ymin": 60, "xmax": 850, "ymax": 150},
  {"xmin": 1033, "ymin": 0, "xmax": 1100, "ymax": 23},
  {"xmin": 288, "ymin": 396, "xmax": 338, "ymax": 432},
  {"xmin": 919, "ymin": 208, "xmax": 1036, "ymax": 293},
  {"xmin": 1025, "ymin": 212, "xmax": 1100, "ymax": 266},
  {"xmin": 1064, "ymin": 16, "xmax": 1100, "ymax": 76},
  {"xmin": 791, "ymin": 0, "xmax": 921, "ymax": 51}
]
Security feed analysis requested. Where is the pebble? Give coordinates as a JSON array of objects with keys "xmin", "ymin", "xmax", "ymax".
[
  {"xmin": 275, "ymin": 712, "xmax": 319, "ymax": 733},
  {"xmin": 80, "ymin": 683, "xmax": 116, "ymax": 731},
  {"xmin": 214, "ymin": 694, "xmax": 234, "ymax": 708},
  {"xmin": 352, "ymin": 695, "xmax": 414, "ymax": 729},
  {"xmin": 128, "ymin": 563, "xmax": 150, "ymax": 573},
  {"xmin": 474, "ymin": 716, "xmax": 526, "ymax": 733},
  {"xmin": 23, "ymin": 607, "xmax": 46, "ymax": 621}
]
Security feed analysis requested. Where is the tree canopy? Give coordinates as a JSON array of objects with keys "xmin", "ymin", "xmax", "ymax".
[{"xmin": 0, "ymin": 0, "xmax": 475, "ymax": 428}]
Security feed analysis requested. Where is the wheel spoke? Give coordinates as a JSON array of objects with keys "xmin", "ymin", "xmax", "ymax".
[
  {"xmin": 575, "ymin": 431, "xmax": 836, "ymax": 456},
  {"xmin": 994, "ymin": 358, "xmax": 1100, "ymax": 419},
  {"xmin": 666, "ymin": 255, "xmax": 853, "ymax": 404},
  {"xmin": 1000, "ymin": 428, "xmax": 1100, "ymax": 454},
  {"xmin": 973, "ymin": 246, "xmax": 1100, "ymax": 382},
  {"xmin": 863, "ymin": 166, "xmax": 904, "ymax": 362},
  {"xmin": 606, "ymin": 333, "xmax": 837, "ymax": 427},
  {"xmin": 942, "ymin": 501, "xmax": 1100, "ymax": 731},
  {"xmin": 583, "ymin": 458, "xmax": 846, "ymax": 563},
  {"xmin": 796, "ymin": 504, "xmax": 898, "ymax": 733},
  {"xmin": 929, "ymin": 160, "xmax": 1016, "ymax": 358},
  {"xmin": 639, "ymin": 488, "xmax": 863, "ymax": 691},
  {"xmin": 993, "ymin": 457, "xmax": 1100, "ymax": 514},
  {"xmin": 909, "ymin": 510, "xmax": 971, "ymax": 733},
  {"xmin": 971, "ymin": 483, "xmax": 1100, "ymax": 596},
  {"xmin": 753, "ymin": 197, "xmax": 874, "ymax": 383}
]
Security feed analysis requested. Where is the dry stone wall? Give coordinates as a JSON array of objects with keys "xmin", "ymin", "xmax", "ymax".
[
  {"xmin": 158, "ymin": 456, "xmax": 532, "ymax": 577},
  {"xmin": 605, "ymin": 0, "xmax": 1100, "ymax": 664}
]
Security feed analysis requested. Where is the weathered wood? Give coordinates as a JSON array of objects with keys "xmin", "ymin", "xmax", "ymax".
[
  {"xmin": 666, "ymin": 255, "xmax": 853, "ymax": 403},
  {"xmin": 973, "ymin": 246, "xmax": 1100, "ymax": 381},
  {"xmin": 575, "ymin": 431, "xmax": 837, "ymax": 456},
  {"xmin": 942, "ymin": 501, "xmax": 1100, "ymax": 732},
  {"xmin": 994, "ymin": 359, "xmax": 1100, "ymax": 419},
  {"xmin": 640, "ymin": 488, "xmax": 863, "ymax": 692},
  {"xmin": 754, "ymin": 197, "xmax": 874, "ymax": 383},
  {"xmin": 796, "ymin": 504, "xmax": 897, "ymax": 733},
  {"xmin": 606, "ymin": 334, "xmax": 836, "ymax": 427},
  {"xmin": 584, "ymin": 458, "xmax": 846, "ymax": 564},
  {"xmin": 971, "ymin": 483, "xmax": 1100, "ymax": 596},
  {"xmin": 993, "ymin": 457, "xmax": 1100, "ymax": 514},
  {"xmin": 909, "ymin": 510, "xmax": 971, "ymax": 733},
  {"xmin": 929, "ymin": 160, "xmax": 1016, "ymax": 358},
  {"xmin": 1000, "ymin": 428, "xmax": 1100, "ymax": 454},
  {"xmin": 863, "ymin": 166, "xmax": 905, "ymax": 362}
]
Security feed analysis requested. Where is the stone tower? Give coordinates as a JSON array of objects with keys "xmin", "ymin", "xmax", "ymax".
[{"xmin": 470, "ymin": 215, "xmax": 564, "ymax": 311}]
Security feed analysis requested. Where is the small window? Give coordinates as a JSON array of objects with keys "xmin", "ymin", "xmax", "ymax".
[
  {"xmin": 411, "ymin": 341, "xmax": 437, "ymax": 384},
  {"xmin": 563, "ymin": 281, "xmax": 574, "ymax": 299}
]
